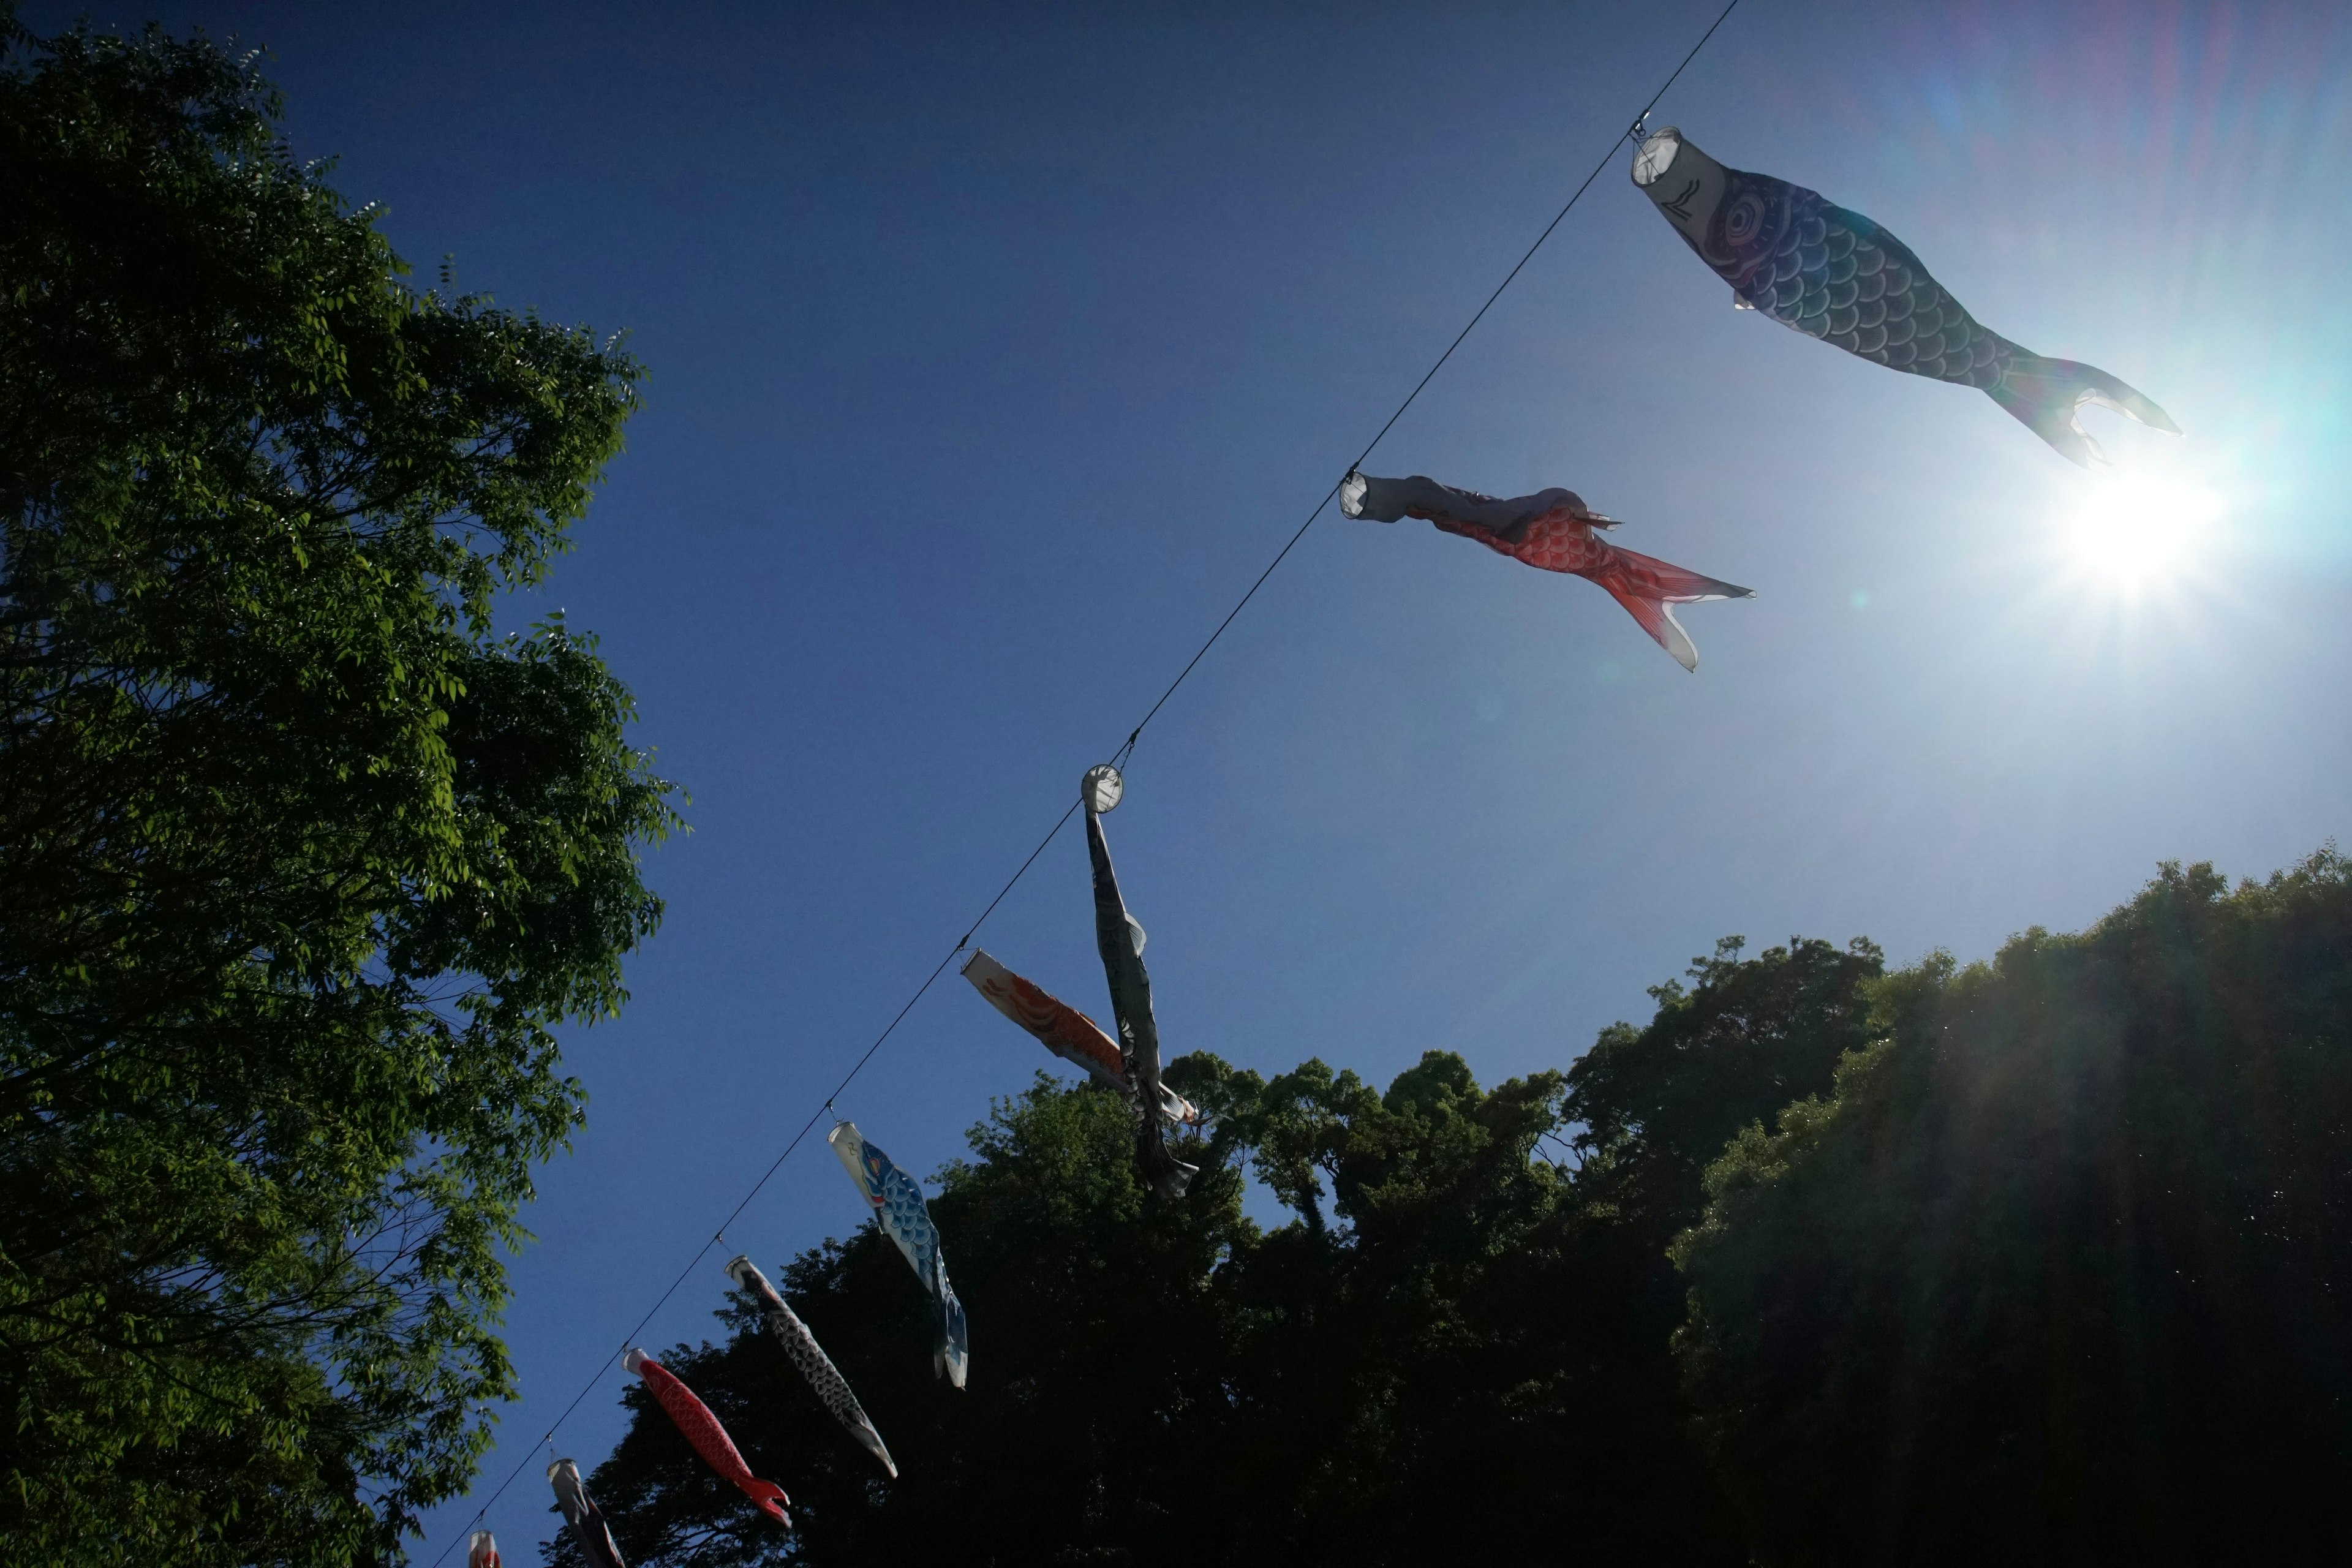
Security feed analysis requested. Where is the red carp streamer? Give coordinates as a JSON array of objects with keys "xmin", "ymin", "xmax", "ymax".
[
  {"xmin": 624, "ymin": 1348, "xmax": 791, "ymax": 1526},
  {"xmin": 1343, "ymin": 472, "xmax": 1750, "ymax": 671},
  {"xmin": 1431, "ymin": 507, "xmax": 1747, "ymax": 674}
]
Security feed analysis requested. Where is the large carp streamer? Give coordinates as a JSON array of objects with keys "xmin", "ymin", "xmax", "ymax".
[{"xmin": 1632, "ymin": 124, "xmax": 2178, "ymax": 469}]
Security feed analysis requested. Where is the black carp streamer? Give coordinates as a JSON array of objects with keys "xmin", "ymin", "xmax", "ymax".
[
  {"xmin": 725, "ymin": 1254, "xmax": 899, "ymax": 1479},
  {"xmin": 1634, "ymin": 126, "xmax": 2179, "ymax": 469}
]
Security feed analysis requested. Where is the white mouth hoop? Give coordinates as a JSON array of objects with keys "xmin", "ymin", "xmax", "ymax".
[{"xmin": 1632, "ymin": 126, "xmax": 1684, "ymax": 187}]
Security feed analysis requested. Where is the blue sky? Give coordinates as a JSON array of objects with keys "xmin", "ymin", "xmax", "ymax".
[{"xmin": 33, "ymin": 0, "xmax": 2352, "ymax": 1557}]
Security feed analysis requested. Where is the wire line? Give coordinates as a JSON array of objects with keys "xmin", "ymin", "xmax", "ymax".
[
  {"xmin": 421, "ymin": 5, "xmax": 1740, "ymax": 1559},
  {"xmin": 1115, "ymin": 0, "xmax": 1744, "ymax": 754}
]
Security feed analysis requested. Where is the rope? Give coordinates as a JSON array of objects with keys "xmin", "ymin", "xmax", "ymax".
[{"xmin": 420, "ymin": 5, "xmax": 1741, "ymax": 1558}]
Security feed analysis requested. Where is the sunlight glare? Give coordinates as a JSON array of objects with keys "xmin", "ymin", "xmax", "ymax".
[{"xmin": 2060, "ymin": 474, "xmax": 2220, "ymax": 592}]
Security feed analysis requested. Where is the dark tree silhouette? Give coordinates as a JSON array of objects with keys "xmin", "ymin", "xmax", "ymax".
[
  {"xmin": 1677, "ymin": 853, "xmax": 2352, "ymax": 1564},
  {"xmin": 552, "ymin": 934, "xmax": 1882, "ymax": 1566}
]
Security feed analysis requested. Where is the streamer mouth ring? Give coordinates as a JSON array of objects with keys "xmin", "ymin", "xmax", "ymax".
[
  {"xmin": 1632, "ymin": 126, "xmax": 1683, "ymax": 187},
  {"xmin": 1081, "ymin": 763, "xmax": 1124, "ymax": 814}
]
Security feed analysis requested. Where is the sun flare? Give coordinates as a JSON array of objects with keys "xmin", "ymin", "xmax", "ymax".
[{"xmin": 2060, "ymin": 475, "xmax": 2220, "ymax": 591}]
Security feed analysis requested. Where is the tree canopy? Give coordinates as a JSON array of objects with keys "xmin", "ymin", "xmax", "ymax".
[
  {"xmin": 0, "ymin": 12, "xmax": 674, "ymax": 1563},
  {"xmin": 551, "ymin": 932, "xmax": 1885, "ymax": 1567},
  {"xmin": 1673, "ymin": 852, "xmax": 2352, "ymax": 1563},
  {"xmin": 558, "ymin": 857, "xmax": 2352, "ymax": 1566}
]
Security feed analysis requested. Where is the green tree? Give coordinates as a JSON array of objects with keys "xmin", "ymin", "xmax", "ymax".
[
  {"xmin": 1674, "ymin": 854, "xmax": 2352, "ymax": 1563},
  {"xmin": 1544, "ymin": 934, "xmax": 1886, "ymax": 1561},
  {"xmin": 0, "ymin": 13, "xmax": 676, "ymax": 1562},
  {"xmin": 1566, "ymin": 933, "xmax": 1887, "ymax": 1227}
]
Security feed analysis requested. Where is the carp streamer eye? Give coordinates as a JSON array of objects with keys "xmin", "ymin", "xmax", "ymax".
[{"xmin": 1724, "ymin": 193, "xmax": 1765, "ymax": 246}]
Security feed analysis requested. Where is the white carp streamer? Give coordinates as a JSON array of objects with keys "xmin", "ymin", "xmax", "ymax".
[{"xmin": 546, "ymin": 1457, "xmax": 627, "ymax": 1568}]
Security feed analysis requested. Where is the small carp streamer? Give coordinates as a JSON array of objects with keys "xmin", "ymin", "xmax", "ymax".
[
  {"xmin": 1341, "ymin": 471, "xmax": 1750, "ymax": 671},
  {"xmin": 828, "ymin": 1120, "xmax": 971, "ymax": 1388},
  {"xmin": 623, "ymin": 1348, "xmax": 793, "ymax": 1525},
  {"xmin": 725, "ymin": 1253, "xmax": 899, "ymax": 1478},
  {"xmin": 1632, "ymin": 125, "xmax": 2179, "ymax": 469},
  {"xmin": 466, "ymin": 1529, "xmax": 500, "ymax": 1568},
  {"xmin": 1083, "ymin": 771, "xmax": 1199, "ymax": 1199},
  {"xmin": 960, "ymin": 949, "xmax": 1204, "ymax": 1126},
  {"xmin": 546, "ymin": 1458, "xmax": 628, "ymax": 1568}
]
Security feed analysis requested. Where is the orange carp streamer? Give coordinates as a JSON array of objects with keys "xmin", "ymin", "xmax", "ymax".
[{"xmin": 961, "ymin": 949, "xmax": 1202, "ymax": 1125}]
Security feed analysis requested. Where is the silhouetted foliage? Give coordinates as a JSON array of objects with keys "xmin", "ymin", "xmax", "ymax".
[
  {"xmin": 558, "ymin": 856, "xmax": 2352, "ymax": 1565},
  {"xmin": 554, "ymin": 934, "xmax": 1883, "ymax": 1567},
  {"xmin": 1675, "ymin": 852, "xmax": 2352, "ymax": 1563}
]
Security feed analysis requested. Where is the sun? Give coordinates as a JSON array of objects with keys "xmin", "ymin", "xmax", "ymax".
[{"xmin": 2059, "ymin": 473, "xmax": 2220, "ymax": 592}]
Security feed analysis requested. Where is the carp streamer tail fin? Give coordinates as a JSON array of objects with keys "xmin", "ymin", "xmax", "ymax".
[
  {"xmin": 741, "ymin": 1479, "xmax": 793, "ymax": 1528},
  {"xmin": 1989, "ymin": 352, "xmax": 2182, "ymax": 470},
  {"xmin": 1594, "ymin": 546, "xmax": 1754, "ymax": 673},
  {"xmin": 1137, "ymin": 1118, "xmax": 1199, "ymax": 1200},
  {"xmin": 935, "ymin": 1290, "xmax": 971, "ymax": 1389}
]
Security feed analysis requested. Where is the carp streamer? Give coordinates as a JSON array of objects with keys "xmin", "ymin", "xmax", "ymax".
[
  {"xmin": 1341, "ymin": 470, "xmax": 1751, "ymax": 671},
  {"xmin": 546, "ymin": 1458, "xmax": 627, "ymax": 1568},
  {"xmin": 725, "ymin": 1253, "xmax": 899, "ymax": 1478},
  {"xmin": 624, "ymin": 1348, "xmax": 793, "ymax": 1526},
  {"xmin": 1632, "ymin": 124, "xmax": 2178, "ymax": 469},
  {"xmin": 828, "ymin": 1120, "xmax": 971, "ymax": 1388}
]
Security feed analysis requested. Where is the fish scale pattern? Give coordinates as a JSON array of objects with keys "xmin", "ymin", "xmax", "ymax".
[
  {"xmin": 879, "ymin": 1158, "xmax": 970, "ymax": 1386},
  {"xmin": 829, "ymin": 1123, "xmax": 970, "ymax": 1385},
  {"xmin": 1427, "ymin": 505, "xmax": 1609, "ymax": 574},
  {"xmin": 996, "ymin": 968, "xmax": 1126, "ymax": 1084},
  {"xmin": 726, "ymin": 1256, "xmax": 897, "ymax": 1477},
  {"xmin": 878, "ymin": 1163, "xmax": 941, "ymax": 1284},
  {"xmin": 1422, "ymin": 508, "xmax": 1743, "ymax": 606},
  {"xmin": 1639, "ymin": 128, "xmax": 2176, "ymax": 468},
  {"xmin": 1725, "ymin": 181, "xmax": 2017, "ymax": 391}
]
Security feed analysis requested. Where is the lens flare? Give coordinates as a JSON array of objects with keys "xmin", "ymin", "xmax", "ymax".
[{"xmin": 2060, "ymin": 474, "xmax": 2220, "ymax": 591}]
